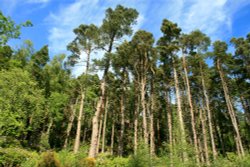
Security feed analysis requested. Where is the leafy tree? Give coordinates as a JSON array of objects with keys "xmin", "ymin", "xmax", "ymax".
[
  {"xmin": 0, "ymin": 10, "xmax": 32, "ymax": 45},
  {"xmin": 0, "ymin": 68, "xmax": 45, "ymax": 147}
]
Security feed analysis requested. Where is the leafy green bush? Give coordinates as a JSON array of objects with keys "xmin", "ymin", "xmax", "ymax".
[
  {"xmin": 57, "ymin": 150, "xmax": 76, "ymax": 167},
  {"xmin": 38, "ymin": 151, "xmax": 61, "ymax": 167},
  {"xmin": 128, "ymin": 142, "xmax": 152, "ymax": 167},
  {"xmin": 77, "ymin": 157, "xmax": 96, "ymax": 167},
  {"xmin": 96, "ymin": 153, "xmax": 129, "ymax": 167},
  {"xmin": 0, "ymin": 147, "xmax": 38, "ymax": 167},
  {"xmin": 212, "ymin": 153, "xmax": 250, "ymax": 167}
]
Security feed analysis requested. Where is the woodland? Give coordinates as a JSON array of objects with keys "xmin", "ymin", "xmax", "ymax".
[{"xmin": 0, "ymin": 5, "xmax": 250, "ymax": 167}]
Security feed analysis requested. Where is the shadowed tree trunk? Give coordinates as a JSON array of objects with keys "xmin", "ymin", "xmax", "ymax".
[
  {"xmin": 217, "ymin": 58, "xmax": 245, "ymax": 156},
  {"xmin": 182, "ymin": 51, "xmax": 199, "ymax": 163},
  {"xmin": 200, "ymin": 63, "xmax": 217, "ymax": 159},
  {"xmin": 64, "ymin": 98, "xmax": 79, "ymax": 148},
  {"xmin": 73, "ymin": 93, "xmax": 85, "ymax": 153},
  {"xmin": 101, "ymin": 98, "xmax": 108, "ymax": 153},
  {"xmin": 173, "ymin": 65, "xmax": 188, "ymax": 161}
]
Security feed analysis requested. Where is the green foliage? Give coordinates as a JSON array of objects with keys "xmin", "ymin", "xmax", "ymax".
[
  {"xmin": 38, "ymin": 151, "xmax": 61, "ymax": 167},
  {"xmin": 0, "ymin": 45, "xmax": 13, "ymax": 69},
  {"xmin": 0, "ymin": 68, "xmax": 45, "ymax": 144},
  {"xmin": 0, "ymin": 10, "xmax": 32, "ymax": 45},
  {"xmin": 56, "ymin": 150, "xmax": 76, "ymax": 167},
  {"xmin": 0, "ymin": 147, "xmax": 39, "ymax": 167},
  {"xmin": 96, "ymin": 153, "xmax": 129, "ymax": 167},
  {"xmin": 128, "ymin": 142, "xmax": 152, "ymax": 167},
  {"xmin": 212, "ymin": 153, "xmax": 250, "ymax": 167}
]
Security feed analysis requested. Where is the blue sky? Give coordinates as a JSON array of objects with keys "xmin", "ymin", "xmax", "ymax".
[{"xmin": 1, "ymin": 0, "xmax": 250, "ymax": 74}]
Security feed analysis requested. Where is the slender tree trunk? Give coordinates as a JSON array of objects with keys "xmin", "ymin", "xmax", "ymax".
[
  {"xmin": 89, "ymin": 37, "xmax": 114, "ymax": 158},
  {"xmin": 74, "ymin": 50, "xmax": 91, "ymax": 153},
  {"xmin": 200, "ymin": 64, "xmax": 217, "ymax": 159},
  {"xmin": 157, "ymin": 118, "xmax": 161, "ymax": 147},
  {"xmin": 198, "ymin": 137, "xmax": 204, "ymax": 164},
  {"xmin": 134, "ymin": 92, "xmax": 139, "ymax": 154},
  {"xmin": 89, "ymin": 80, "xmax": 105, "ymax": 157},
  {"xmin": 64, "ymin": 98, "xmax": 79, "ymax": 148},
  {"xmin": 150, "ymin": 90, "xmax": 155, "ymax": 156},
  {"xmin": 46, "ymin": 118, "xmax": 53, "ymax": 136},
  {"xmin": 182, "ymin": 52, "xmax": 199, "ymax": 163},
  {"xmin": 200, "ymin": 108, "xmax": 210, "ymax": 166},
  {"xmin": 111, "ymin": 121, "xmax": 115, "ymax": 155},
  {"xmin": 217, "ymin": 59, "xmax": 245, "ymax": 156},
  {"xmin": 118, "ymin": 91, "xmax": 125, "ymax": 156},
  {"xmin": 141, "ymin": 76, "xmax": 149, "ymax": 145},
  {"xmin": 101, "ymin": 98, "xmax": 108, "ymax": 153},
  {"xmin": 173, "ymin": 66, "xmax": 188, "ymax": 161},
  {"xmin": 73, "ymin": 93, "xmax": 85, "ymax": 153},
  {"xmin": 166, "ymin": 90, "xmax": 173, "ymax": 165},
  {"xmin": 215, "ymin": 121, "xmax": 226, "ymax": 156},
  {"xmin": 96, "ymin": 114, "xmax": 103, "ymax": 154}
]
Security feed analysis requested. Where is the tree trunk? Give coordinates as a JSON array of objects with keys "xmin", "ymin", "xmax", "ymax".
[
  {"xmin": 198, "ymin": 136, "xmax": 204, "ymax": 164},
  {"xmin": 215, "ymin": 121, "xmax": 226, "ymax": 156},
  {"xmin": 96, "ymin": 114, "xmax": 103, "ymax": 154},
  {"xmin": 200, "ymin": 63, "xmax": 217, "ymax": 159},
  {"xmin": 73, "ymin": 93, "xmax": 85, "ymax": 153},
  {"xmin": 166, "ymin": 90, "xmax": 173, "ymax": 165},
  {"xmin": 134, "ymin": 93, "xmax": 139, "ymax": 154},
  {"xmin": 101, "ymin": 98, "xmax": 108, "ymax": 153},
  {"xmin": 111, "ymin": 121, "xmax": 115, "ymax": 155},
  {"xmin": 200, "ymin": 108, "xmax": 210, "ymax": 166},
  {"xmin": 150, "ymin": 88, "xmax": 155, "ymax": 156},
  {"xmin": 141, "ymin": 76, "xmax": 149, "ymax": 145},
  {"xmin": 182, "ymin": 52, "xmax": 199, "ymax": 163},
  {"xmin": 217, "ymin": 59, "xmax": 245, "ymax": 156},
  {"xmin": 89, "ymin": 80, "xmax": 105, "ymax": 157},
  {"xmin": 88, "ymin": 36, "xmax": 114, "ymax": 158},
  {"xmin": 173, "ymin": 66, "xmax": 188, "ymax": 161},
  {"xmin": 118, "ymin": 94, "xmax": 125, "ymax": 156},
  {"xmin": 64, "ymin": 98, "xmax": 79, "ymax": 148}
]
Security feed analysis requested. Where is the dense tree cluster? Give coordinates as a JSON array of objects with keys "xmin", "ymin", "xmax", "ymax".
[{"xmin": 0, "ymin": 5, "xmax": 249, "ymax": 166}]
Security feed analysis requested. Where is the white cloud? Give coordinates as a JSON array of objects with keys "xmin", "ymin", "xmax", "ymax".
[
  {"xmin": 47, "ymin": 0, "xmax": 148, "ymax": 54},
  {"xmin": 148, "ymin": 0, "xmax": 249, "ymax": 41},
  {"xmin": 46, "ymin": 0, "xmax": 250, "ymax": 76},
  {"xmin": 46, "ymin": 0, "xmax": 148, "ymax": 76}
]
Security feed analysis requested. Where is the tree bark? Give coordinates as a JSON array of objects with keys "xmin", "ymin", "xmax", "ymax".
[
  {"xmin": 217, "ymin": 59, "xmax": 245, "ymax": 156},
  {"xmin": 182, "ymin": 52, "xmax": 199, "ymax": 163},
  {"xmin": 101, "ymin": 98, "xmax": 108, "ymax": 153},
  {"xmin": 118, "ymin": 93, "xmax": 125, "ymax": 156},
  {"xmin": 141, "ymin": 76, "xmax": 149, "ymax": 145},
  {"xmin": 88, "ymin": 36, "xmax": 114, "ymax": 158},
  {"xmin": 200, "ymin": 63, "xmax": 217, "ymax": 159},
  {"xmin": 111, "ymin": 120, "xmax": 115, "ymax": 155},
  {"xmin": 166, "ymin": 89, "xmax": 173, "ymax": 164},
  {"xmin": 73, "ymin": 93, "xmax": 85, "ymax": 153},
  {"xmin": 88, "ymin": 80, "xmax": 105, "ymax": 157},
  {"xmin": 150, "ymin": 86, "xmax": 155, "ymax": 156},
  {"xmin": 64, "ymin": 98, "xmax": 79, "ymax": 148},
  {"xmin": 173, "ymin": 66, "xmax": 188, "ymax": 161},
  {"xmin": 96, "ymin": 113, "xmax": 103, "ymax": 154},
  {"xmin": 200, "ymin": 108, "xmax": 210, "ymax": 166},
  {"xmin": 134, "ymin": 92, "xmax": 139, "ymax": 154}
]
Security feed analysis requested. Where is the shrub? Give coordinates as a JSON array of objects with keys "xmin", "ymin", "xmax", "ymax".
[
  {"xmin": 57, "ymin": 150, "xmax": 76, "ymax": 167},
  {"xmin": 96, "ymin": 152, "xmax": 129, "ymax": 167},
  {"xmin": 212, "ymin": 153, "xmax": 250, "ymax": 167},
  {"xmin": 0, "ymin": 147, "xmax": 38, "ymax": 167},
  {"xmin": 38, "ymin": 151, "xmax": 61, "ymax": 167},
  {"xmin": 77, "ymin": 157, "xmax": 96, "ymax": 167},
  {"xmin": 128, "ymin": 142, "xmax": 152, "ymax": 167}
]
